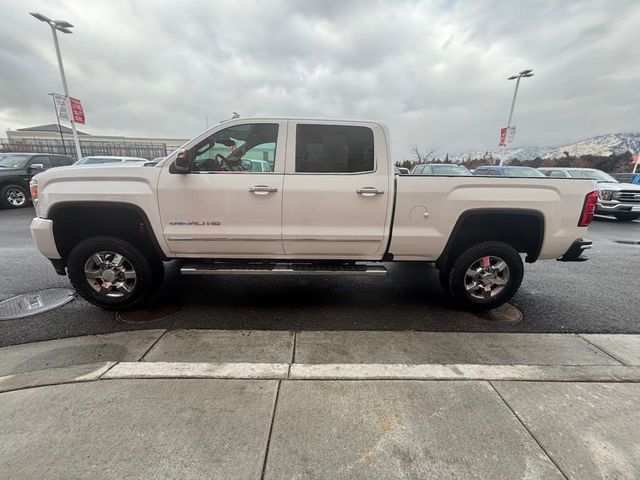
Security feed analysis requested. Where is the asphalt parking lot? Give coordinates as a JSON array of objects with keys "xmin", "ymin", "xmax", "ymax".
[{"xmin": 0, "ymin": 207, "xmax": 639, "ymax": 346}]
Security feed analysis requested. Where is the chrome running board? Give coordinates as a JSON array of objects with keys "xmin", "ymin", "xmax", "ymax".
[{"xmin": 180, "ymin": 262, "xmax": 387, "ymax": 276}]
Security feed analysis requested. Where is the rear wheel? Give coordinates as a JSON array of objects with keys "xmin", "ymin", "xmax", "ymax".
[
  {"xmin": 446, "ymin": 241, "xmax": 523, "ymax": 312},
  {"xmin": 67, "ymin": 236, "xmax": 160, "ymax": 310},
  {"xmin": 0, "ymin": 184, "xmax": 29, "ymax": 209},
  {"xmin": 614, "ymin": 213, "xmax": 640, "ymax": 222}
]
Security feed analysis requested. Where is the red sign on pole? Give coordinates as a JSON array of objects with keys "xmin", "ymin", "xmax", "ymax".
[
  {"xmin": 498, "ymin": 127, "xmax": 508, "ymax": 147},
  {"xmin": 69, "ymin": 97, "xmax": 85, "ymax": 124},
  {"xmin": 631, "ymin": 153, "xmax": 639, "ymax": 164}
]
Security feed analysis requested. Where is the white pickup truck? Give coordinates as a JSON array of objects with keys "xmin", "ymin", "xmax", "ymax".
[{"xmin": 29, "ymin": 118, "xmax": 597, "ymax": 312}]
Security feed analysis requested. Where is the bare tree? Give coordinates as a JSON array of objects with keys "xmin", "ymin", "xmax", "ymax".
[{"xmin": 410, "ymin": 144, "xmax": 438, "ymax": 164}]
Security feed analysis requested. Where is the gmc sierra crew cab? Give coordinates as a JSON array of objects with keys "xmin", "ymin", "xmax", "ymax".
[{"xmin": 29, "ymin": 118, "xmax": 598, "ymax": 312}]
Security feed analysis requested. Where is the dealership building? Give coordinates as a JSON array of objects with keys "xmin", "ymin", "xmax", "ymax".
[{"xmin": 2, "ymin": 124, "xmax": 188, "ymax": 159}]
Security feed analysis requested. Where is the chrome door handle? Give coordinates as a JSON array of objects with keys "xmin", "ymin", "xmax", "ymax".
[
  {"xmin": 249, "ymin": 185, "xmax": 278, "ymax": 195},
  {"xmin": 356, "ymin": 187, "xmax": 385, "ymax": 197}
]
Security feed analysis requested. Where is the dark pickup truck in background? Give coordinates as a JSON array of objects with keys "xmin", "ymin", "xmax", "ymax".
[{"xmin": 0, "ymin": 153, "xmax": 74, "ymax": 208}]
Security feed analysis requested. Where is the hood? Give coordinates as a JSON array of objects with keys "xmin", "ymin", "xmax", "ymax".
[{"xmin": 597, "ymin": 182, "xmax": 640, "ymax": 192}]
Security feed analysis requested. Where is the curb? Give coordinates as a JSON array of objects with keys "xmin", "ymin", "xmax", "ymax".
[{"xmin": 2, "ymin": 361, "xmax": 640, "ymax": 395}]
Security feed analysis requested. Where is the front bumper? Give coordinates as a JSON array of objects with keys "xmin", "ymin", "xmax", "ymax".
[
  {"xmin": 30, "ymin": 217, "xmax": 61, "ymax": 260},
  {"xmin": 557, "ymin": 238, "xmax": 592, "ymax": 262},
  {"xmin": 596, "ymin": 201, "xmax": 640, "ymax": 214}
]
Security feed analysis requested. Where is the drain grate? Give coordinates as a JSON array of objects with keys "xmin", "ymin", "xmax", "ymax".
[
  {"xmin": 0, "ymin": 288, "xmax": 76, "ymax": 320},
  {"xmin": 614, "ymin": 240, "xmax": 640, "ymax": 245}
]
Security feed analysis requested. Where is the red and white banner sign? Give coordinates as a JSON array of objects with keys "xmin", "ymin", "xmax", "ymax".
[
  {"xmin": 631, "ymin": 153, "xmax": 639, "ymax": 164},
  {"xmin": 498, "ymin": 127, "xmax": 508, "ymax": 147},
  {"xmin": 70, "ymin": 97, "xmax": 85, "ymax": 124}
]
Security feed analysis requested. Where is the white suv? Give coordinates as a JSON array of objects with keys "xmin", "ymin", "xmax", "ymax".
[{"xmin": 539, "ymin": 167, "xmax": 640, "ymax": 221}]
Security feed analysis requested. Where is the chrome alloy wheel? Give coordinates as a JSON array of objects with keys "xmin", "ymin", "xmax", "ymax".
[
  {"xmin": 84, "ymin": 251, "xmax": 137, "ymax": 298},
  {"xmin": 464, "ymin": 255, "xmax": 510, "ymax": 300},
  {"xmin": 6, "ymin": 187, "xmax": 26, "ymax": 207}
]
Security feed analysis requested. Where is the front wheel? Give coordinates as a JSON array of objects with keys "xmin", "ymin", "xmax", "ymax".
[
  {"xmin": 445, "ymin": 241, "xmax": 524, "ymax": 312},
  {"xmin": 67, "ymin": 236, "xmax": 160, "ymax": 310}
]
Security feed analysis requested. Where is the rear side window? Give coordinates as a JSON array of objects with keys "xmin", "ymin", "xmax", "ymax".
[
  {"xmin": 547, "ymin": 170, "xmax": 567, "ymax": 178},
  {"xmin": 295, "ymin": 124, "xmax": 374, "ymax": 173}
]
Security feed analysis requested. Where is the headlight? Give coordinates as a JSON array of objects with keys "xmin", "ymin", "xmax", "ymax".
[
  {"xmin": 598, "ymin": 189, "xmax": 613, "ymax": 201},
  {"xmin": 29, "ymin": 179, "xmax": 38, "ymax": 203}
]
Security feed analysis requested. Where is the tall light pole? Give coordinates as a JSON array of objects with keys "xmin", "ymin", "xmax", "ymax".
[
  {"xmin": 30, "ymin": 12, "xmax": 82, "ymax": 159},
  {"xmin": 500, "ymin": 68, "xmax": 534, "ymax": 165}
]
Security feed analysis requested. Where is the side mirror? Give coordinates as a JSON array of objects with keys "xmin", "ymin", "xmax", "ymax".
[
  {"xmin": 29, "ymin": 163, "xmax": 44, "ymax": 173},
  {"xmin": 173, "ymin": 149, "xmax": 191, "ymax": 173}
]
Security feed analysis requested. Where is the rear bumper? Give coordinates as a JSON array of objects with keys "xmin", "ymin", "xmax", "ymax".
[
  {"xmin": 30, "ymin": 217, "xmax": 61, "ymax": 259},
  {"xmin": 557, "ymin": 238, "xmax": 592, "ymax": 262}
]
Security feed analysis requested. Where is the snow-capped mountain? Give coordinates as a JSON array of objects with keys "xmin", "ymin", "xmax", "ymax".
[{"xmin": 448, "ymin": 132, "xmax": 640, "ymax": 162}]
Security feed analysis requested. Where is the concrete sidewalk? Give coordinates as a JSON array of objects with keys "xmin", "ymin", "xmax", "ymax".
[{"xmin": 1, "ymin": 330, "xmax": 639, "ymax": 479}]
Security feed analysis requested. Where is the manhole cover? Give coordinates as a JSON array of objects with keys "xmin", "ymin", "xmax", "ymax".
[
  {"xmin": 0, "ymin": 288, "xmax": 76, "ymax": 320},
  {"xmin": 475, "ymin": 302, "xmax": 523, "ymax": 323},
  {"xmin": 115, "ymin": 301, "xmax": 183, "ymax": 324}
]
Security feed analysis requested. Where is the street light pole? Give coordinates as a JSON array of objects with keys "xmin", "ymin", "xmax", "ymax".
[
  {"xmin": 30, "ymin": 12, "xmax": 82, "ymax": 159},
  {"xmin": 500, "ymin": 69, "xmax": 534, "ymax": 166},
  {"xmin": 48, "ymin": 93, "xmax": 67, "ymax": 154}
]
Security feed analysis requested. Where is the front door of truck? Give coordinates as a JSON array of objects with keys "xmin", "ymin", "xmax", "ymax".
[
  {"xmin": 281, "ymin": 121, "xmax": 392, "ymax": 258},
  {"xmin": 157, "ymin": 121, "xmax": 286, "ymax": 256}
]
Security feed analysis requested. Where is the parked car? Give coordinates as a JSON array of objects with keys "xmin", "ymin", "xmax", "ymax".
[
  {"xmin": 473, "ymin": 166, "xmax": 546, "ymax": 177},
  {"xmin": 411, "ymin": 164, "xmax": 472, "ymax": 176},
  {"xmin": 0, "ymin": 153, "xmax": 73, "ymax": 208},
  {"xmin": 539, "ymin": 167, "xmax": 640, "ymax": 221},
  {"xmin": 30, "ymin": 118, "xmax": 596, "ymax": 312},
  {"xmin": 398, "ymin": 167, "xmax": 410, "ymax": 175},
  {"xmin": 611, "ymin": 173, "xmax": 640, "ymax": 185},
  {"xmin": 74, "ymin": 156, "xmax": 148, "ymax": 166}
]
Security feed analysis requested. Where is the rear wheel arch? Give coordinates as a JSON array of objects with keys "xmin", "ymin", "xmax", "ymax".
[{"xmin": 436, "ymin": 208, "xmax": 545, "ymax": 271}]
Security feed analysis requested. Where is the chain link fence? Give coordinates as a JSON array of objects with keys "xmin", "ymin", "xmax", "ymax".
[{"xmin": 0, "ymin": 138, "xmax": 174, "ymax": 159}]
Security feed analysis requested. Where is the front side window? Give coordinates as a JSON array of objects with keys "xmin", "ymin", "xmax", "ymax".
[
  {"xmin": 295, "ymin": 124, "xmax": 374, "ymax": 173},
  {"xmin": 30, "ymin": 156, "xmax": 52, "ymax": 168},
  {"xmin": 192, "ymin": 123, "xmax": 278, "ymax": 173}
]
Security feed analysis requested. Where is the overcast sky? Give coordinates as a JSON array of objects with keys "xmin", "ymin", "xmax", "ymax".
[{"xmin": 1, "ymin": 0, "xmax": 639, "ymax": 159}]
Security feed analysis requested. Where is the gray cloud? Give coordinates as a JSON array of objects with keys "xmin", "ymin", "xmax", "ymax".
[{"xmin": 1, "ymin": 0, "xmax": 639, "ymax": 159}]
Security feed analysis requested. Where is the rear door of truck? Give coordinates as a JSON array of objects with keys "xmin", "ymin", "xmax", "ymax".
[{"xmin": 281, "ymin": 120, "xmax": 393, "ymax": 258}]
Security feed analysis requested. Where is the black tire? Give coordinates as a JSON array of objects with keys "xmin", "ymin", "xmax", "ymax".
[
  {"xmin": 614, "ymin": 213, "xmax": 640, "ymax": 222},
  {"xmin": 0, "ymin": 184, "xmax": 30, "ymax": 209},
  {"xmin": 447, "ymin": 241, "xmax": 524, "ymax": 312},
  {"xmin": 438, "ymin": 267, "xmax": 451, "ymax": 293},
  {"xmin": 67, "ymin": 236, "xmax": 157, "ymax": 310}
]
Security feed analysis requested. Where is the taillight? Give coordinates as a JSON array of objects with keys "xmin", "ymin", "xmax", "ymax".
[{"xmin": 578, "ymin": 190, "xmax": 598, "ymax": 227}]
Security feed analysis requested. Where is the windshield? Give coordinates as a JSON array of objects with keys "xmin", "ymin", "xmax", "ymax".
[
  {"xmin": 430, "ymin": 165, "xmax": 472, "ymax": 176},
  {"xmin": 0, "ymin": 154, "xmax": 30, "ymax": 168},
  {"xmin": 504, "ymin": 167, "xmax": 546, "ymax": 177},
  {"xmin": 76, "ymin": 157, "xmax": 123, "ymax": 165},
  {"xmin": 566, "ymin": 169, "xmax": 617, "ymax": 183}
]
